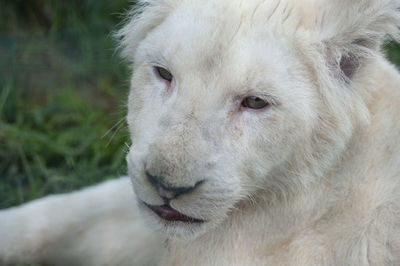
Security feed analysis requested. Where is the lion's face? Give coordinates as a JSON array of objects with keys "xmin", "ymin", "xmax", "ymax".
[{"xmin": 125, "ymin": 1, "xmax": 354, "ymax": 239}]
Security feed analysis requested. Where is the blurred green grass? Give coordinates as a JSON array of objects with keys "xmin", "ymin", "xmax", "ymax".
[
  {"xmin": 0, "ymin": 0, "xmax": 132, "ymax": 208},
  {"xmin": 1, "ymin": 0, "xmax": 400, "ymax": 210}
]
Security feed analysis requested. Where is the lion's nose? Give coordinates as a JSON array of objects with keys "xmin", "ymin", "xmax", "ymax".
[{"xmin": 145, "ymin": 170, "xmax": 202, "ymax": 200}]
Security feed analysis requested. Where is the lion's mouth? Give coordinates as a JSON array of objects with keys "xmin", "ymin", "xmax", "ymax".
[{"xmin": 144, "ymin": 203, "xmax": 204, "ymax": 223}]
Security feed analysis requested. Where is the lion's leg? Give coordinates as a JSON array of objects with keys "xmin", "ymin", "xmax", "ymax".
[{"xmin": 0, "ymin": 177, "xmax": 164, "ymax": 266}]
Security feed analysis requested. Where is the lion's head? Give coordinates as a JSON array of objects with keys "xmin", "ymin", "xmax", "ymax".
[{"xmin": 119, "ymin": 0, "xmax": 399, "ymax": 239}]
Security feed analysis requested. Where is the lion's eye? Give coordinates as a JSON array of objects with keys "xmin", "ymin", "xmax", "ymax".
[
  {"xmin": 155, "ymin": 66, "xmax": 173, "ymax": 82},
  {"xmin": 241, "ymin": 96, "xmax": 269, "ymax": 109}
]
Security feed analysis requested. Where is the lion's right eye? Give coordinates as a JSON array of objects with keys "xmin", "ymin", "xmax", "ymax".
[{"xmin": 155, "ymin": 66, "xmax": 173, "ymax": 82}]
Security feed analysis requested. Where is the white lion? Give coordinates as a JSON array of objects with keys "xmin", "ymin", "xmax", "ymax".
[{"xmin": 1, "ymin": 0, "xmax": 400, "ymax": 265}]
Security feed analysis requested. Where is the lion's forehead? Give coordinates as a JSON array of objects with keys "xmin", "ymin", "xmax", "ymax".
[
  {"xmin": 143, "ymin": 0, "xmax": 306, "ymax": 80},
  {"xmin": 164, "ymin": 0, "xmax": 318, "ymax": 30}
]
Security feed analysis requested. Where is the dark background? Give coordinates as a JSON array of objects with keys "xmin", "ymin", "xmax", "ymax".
[{"xmin": 1, "ymin": 0, "xmax": 400, "ymax": 209}]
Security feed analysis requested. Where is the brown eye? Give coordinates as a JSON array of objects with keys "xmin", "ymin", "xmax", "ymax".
[
  {"xmin": 242, "ymin": 96, "xmax": 269, "ymax": 109},
  {"xmin": 155, "ymin": 66, "xmax": 173, "ymax": 82}
]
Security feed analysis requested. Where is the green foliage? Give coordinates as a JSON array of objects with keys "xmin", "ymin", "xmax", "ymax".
[
  {"xmin": 0, "ymin": 0, "xmax": 132, "ymax": 208},
  {"xmin": 385, "ymin": 42, "xmax": 400, "ymax": 67}
]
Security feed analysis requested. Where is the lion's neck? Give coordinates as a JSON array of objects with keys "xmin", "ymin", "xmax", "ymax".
[{"xmin": 162, "ymin": 180, "xmax": 333, "ymax": 265}]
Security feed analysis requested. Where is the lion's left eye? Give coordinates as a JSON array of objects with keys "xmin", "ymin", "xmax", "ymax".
[{"xmin": 241, "ymin": 96, "xmax": 269, "ymax": 109}]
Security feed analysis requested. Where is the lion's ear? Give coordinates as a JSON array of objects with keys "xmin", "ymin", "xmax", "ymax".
[
  {"xmin": 316, "ymin": 0, "xmax": 400, "ymax": 80},
  {"xmin": 115, "ymin": 0, "xmax": 174, "ymax": 63}
]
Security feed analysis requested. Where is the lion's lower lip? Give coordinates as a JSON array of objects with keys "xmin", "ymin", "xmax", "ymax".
[{"xmin": 144, "ymin": 203, "xmax": 204, "ymax": 223}]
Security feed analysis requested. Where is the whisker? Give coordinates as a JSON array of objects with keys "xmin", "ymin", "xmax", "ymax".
[
  {"xmin": 101, "ymin": 117, "xmax": 126, "ymax": 140},
  {"xmin": 105, "ymin": 119, "xmax": 127, "ymax": 147}
]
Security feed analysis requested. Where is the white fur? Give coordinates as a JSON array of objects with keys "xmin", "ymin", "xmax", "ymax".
[
  {"xmin": 0, "ymin": 178, "xmax": 163, "ymax": 265},
  {"xmin": 2, "ymin": 0, "xmax": 400, "ymax": 265}
]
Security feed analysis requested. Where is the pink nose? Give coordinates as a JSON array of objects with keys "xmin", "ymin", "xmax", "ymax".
[{"xmin": 156, "ymin": 186, "xmax": 177, "ymax": 199}]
